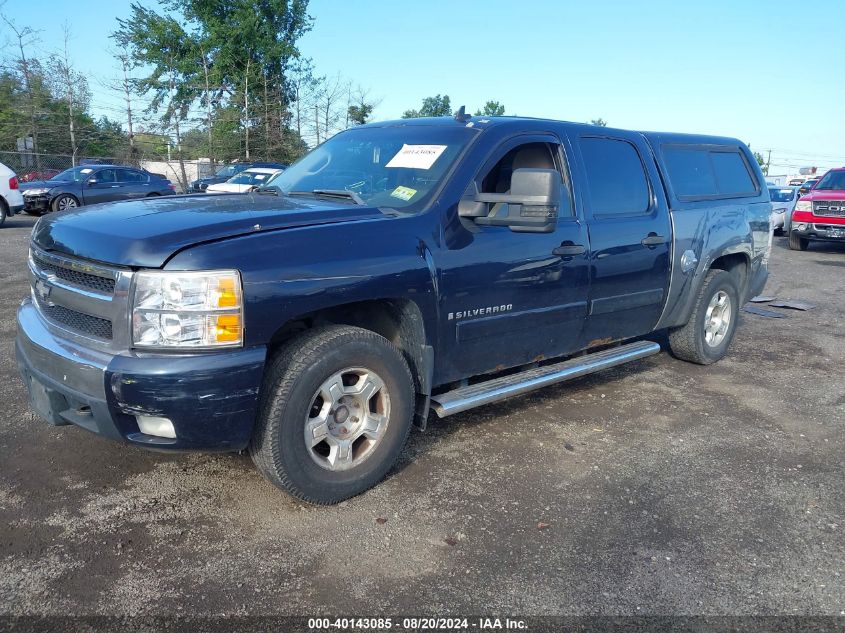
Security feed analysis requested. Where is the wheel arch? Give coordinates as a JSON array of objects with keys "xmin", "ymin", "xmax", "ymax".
[{"xmin": 266, "ymin": 298, "xmax": 434, "ymax": 414}]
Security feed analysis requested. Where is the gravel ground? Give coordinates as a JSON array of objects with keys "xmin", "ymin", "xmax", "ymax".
[{"xmin": 1, "ymin": 213, "xmax": 843, "ymax": 619}]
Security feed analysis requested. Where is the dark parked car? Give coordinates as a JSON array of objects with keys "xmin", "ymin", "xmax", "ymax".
[
  {"xmin": 20, "ymin": 165, "xmax": 175, "ymax": 214},
  {"xmin": 190, "ymin": 162, "xmax": 288, "ymax": 192},
  {"xmin": 798, "ymin": 178, "xmax": 820, "ymax": 196}
]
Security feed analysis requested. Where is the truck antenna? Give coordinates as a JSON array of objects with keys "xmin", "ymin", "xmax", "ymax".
[{"xmin": 454, "ymin": 105, "xmax": 471, "ymax": 123}]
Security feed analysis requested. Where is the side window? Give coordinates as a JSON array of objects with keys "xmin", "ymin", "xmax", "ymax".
[
  {"xmin": 663, "ymin": 145, "xmax": 758, "ymax": 200},
  {"xmin": 580, "ymin": 138, "xmax": 650, "ymax": 217},
  {"xmin": 710, "ymin": 151, "xmax": 756, "ymax": 196},
  {"xmin": 96, "ymin": 169, "xmax": 116, "ymax": 183},
  {"xmin": 662, "ymin": 147, "xmax": 717, "ymax": 197},
  {"xmin": 122, "ymin": 170, "xmax": 147, "ymax": 183},
  {"xmin": 479, "ymin": 141, "xmax": 573, "ymax": 216}
]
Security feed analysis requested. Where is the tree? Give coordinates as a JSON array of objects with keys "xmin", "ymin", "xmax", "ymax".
[
  {"xmin": 115, "ymin": 3, "xmax": 201, "ymax": 187},
  {"xmin": 589, "ymin": 118, "xmax": 607, "ymax": 127},
  {"xmin": 46, "ymin": 23, "xmax": 90, "ymax": 165},
  {"xmin": 403, "ymin": 94, "xmax": 451, "ymax": 118},
  {"xmin": 346, "ymin": 86, "xmax": 376, "ymax": 126},
  {"xmin": 1, "ymin": 15, "xmax": 44, "ymax": 164},
  {"xmin": 753, "ymin": 151, "xmax": 768, "ymax": 175},
  {"xmin": 474, "ymin": 100, "xmax": 505, "ymax": 116}
]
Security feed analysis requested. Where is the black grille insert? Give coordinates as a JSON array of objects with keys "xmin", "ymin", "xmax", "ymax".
[
  {"xmin": 812, "ymin": 201, "xmax": 845, "ymax": 217},
  {"xmin": 32, "ymin": 253, "xmax": 116, "ymax": 295},
  {"xmin": 34, "ymin": 294, "xmax": 113, "ymax": 340}
]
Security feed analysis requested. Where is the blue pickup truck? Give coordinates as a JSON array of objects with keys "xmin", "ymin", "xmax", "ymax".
[{"xmin": 16, "ymin": 113, "xmax": 772, "ymax": 504}]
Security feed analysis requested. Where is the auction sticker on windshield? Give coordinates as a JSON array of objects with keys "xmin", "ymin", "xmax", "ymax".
[
  {"xmin": 390, "ymin": 186, "xmax": 417, "ymax": 201},
  {"xmin": 386, "ymin": 144, "xmax": 447, "ymax": 169}
]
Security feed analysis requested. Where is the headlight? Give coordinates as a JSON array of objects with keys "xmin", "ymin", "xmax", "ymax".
[
  {"xmin": 24, "ymin": 188, "xmax": 49, "ymax": 196},
  {"xmin": 794, "ymin": 200, "xmax": 812, "ymax": 212},
  {"xmin": 131, "ymin": 270, "xmax": 243, "ymax": 349}
]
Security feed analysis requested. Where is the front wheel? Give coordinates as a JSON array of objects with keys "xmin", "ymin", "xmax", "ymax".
[
  {"xmin": 250, "ymin": 325, "xmax": 415, "ymax": 504},
  {"xmin": 51, "ymin": 194, "xmax": 79, "ymax": 212},
  {"xmin": 788, "ymin": 232, "xmax": 809, "ymax": 251},
  {"xmin": 668, "ymin": 269, "xmax": 740, "ymax": 365}
]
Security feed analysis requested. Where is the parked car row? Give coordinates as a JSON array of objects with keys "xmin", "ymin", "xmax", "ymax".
[{"xmin": 189, "ymin": 161, "xmax": 287, "ymax": 192}]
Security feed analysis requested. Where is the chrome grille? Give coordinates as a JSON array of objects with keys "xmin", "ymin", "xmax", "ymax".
[
  {"xmin": 31, "ymin": 251, "xmax": 116, "ymax": 294},
  {"xmin": 28, "ymin": 246, "xmax": 130, "ymax": 348},
  {"xmin": 34, "ymin": 293, "xmax": 113, "ymax": 340},
  {"xmin": 812, "ymin": 201, "xmax": 845, "ymax": 217}
]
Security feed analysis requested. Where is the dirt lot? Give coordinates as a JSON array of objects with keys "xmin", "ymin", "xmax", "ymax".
[{"xmin": 1, "ymin": 213, "xmax": 843, "ymax": 618}]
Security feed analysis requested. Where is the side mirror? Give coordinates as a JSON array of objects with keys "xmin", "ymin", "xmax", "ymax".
[
  {"xmin": 459, "ymin": 168, "xmax": 560, "ymax": 233},
  {"xmin": 87, "ymin": 177, "xmax": 98, "ymax": 186}
]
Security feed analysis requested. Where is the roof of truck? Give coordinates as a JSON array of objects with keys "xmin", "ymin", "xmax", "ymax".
[{"xmin": 359, "ymin": 115, "xmax": 746, "ymax": 147}]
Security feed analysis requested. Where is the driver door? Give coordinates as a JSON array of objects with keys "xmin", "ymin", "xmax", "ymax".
[{"xmin": 435, "ymin": 134, "xmax": 591, "ymax": 383}]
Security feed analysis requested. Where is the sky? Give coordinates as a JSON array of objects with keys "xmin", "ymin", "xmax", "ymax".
[{"xmin": 2, "ymin": 0, "xmax": 844, "ymax": 175}]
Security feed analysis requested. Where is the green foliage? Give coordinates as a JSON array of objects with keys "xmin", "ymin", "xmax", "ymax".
[
  {"xmin": 0, "ymin": 66, "xmax": 128, "ymax": 158},
  {"xmin": 474, "ymin": 101, "xmax": 505, "ymax": 116},
  {"xmin": 403, "ymin": 94, "xmax": 451, "ymax": 118},
  {"xmin": 347, "ymin": 103, "xmax": 373, "ymax": 126},
  {"xmin": 113, "ymin": 0, "xmax": 312, "ymax": 164},
  {"xmin": 589, "ymin": 118, "xmax": 607, "ymax": 127}
]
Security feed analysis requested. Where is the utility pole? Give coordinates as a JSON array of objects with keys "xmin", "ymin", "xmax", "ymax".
[{"xmin": 765, "ymin": 149, "xmax": 771, "ymax": 176}]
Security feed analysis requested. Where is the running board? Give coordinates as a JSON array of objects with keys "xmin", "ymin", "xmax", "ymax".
[{"xmin": 430, "ymin": 340, "xmax": 661, "ymax": 417}]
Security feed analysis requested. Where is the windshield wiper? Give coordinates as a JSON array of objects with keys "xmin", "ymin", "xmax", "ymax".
[{"xmin": 289, "ymin": 189, "xmax": 365, "ymax": 205}]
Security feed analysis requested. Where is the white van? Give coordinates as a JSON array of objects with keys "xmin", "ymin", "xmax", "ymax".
[{"xmin": 0, "ymin": 162, "xmax": 24, "ymax": 226}]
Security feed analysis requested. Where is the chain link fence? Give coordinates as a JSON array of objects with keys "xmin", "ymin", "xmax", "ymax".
[{"xmin": 0, "ymin": 151, "xmax": 218, "ymax": 193}]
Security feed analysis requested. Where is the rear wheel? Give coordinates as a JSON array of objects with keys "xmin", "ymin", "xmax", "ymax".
[
  {"xmin": 51, "ymin": 194, "xmax": 79, "ymax": 212},
  {"xmin": 788, "ymin": 231, "xmax": 809, "ymax": 251},
  {"xmin": 250, "ymin": 325, "xmax": 415, "ymax": 504},
  {"xmin": 668, "ymin": 269, "xmax": 740, "ymax": 365},
  {"xmin": 0, "ymin": 199, "xmax": 7, "ymax": 226}
]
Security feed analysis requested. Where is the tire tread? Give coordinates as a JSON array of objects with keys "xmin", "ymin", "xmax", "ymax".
[{"xmin": 250, "ymin": 325, "xmax": 413, "ymax": 504}]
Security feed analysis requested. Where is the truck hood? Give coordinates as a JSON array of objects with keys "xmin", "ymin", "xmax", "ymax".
[
  {"xmin": 32, "ymin": 193, "xmax": 386, "ymax": 268},
  {"xmin": 802, "ymin": 190, "xmax": 845, "ymax": 201}
]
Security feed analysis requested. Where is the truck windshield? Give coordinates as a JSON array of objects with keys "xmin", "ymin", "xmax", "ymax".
[
  {"xmin": 813, "ymin": 171, "xmax": 845, "ymax": 190},
  {"xmin": 266, "ymin": 125, "xmax": 478, "ymax": 211}
]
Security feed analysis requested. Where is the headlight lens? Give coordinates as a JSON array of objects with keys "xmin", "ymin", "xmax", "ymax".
[
  {"xmin": 24, "ymin": 188, "xmax": 49, "ymax": 196},
  {"xmin": 794, "ymin": 200, "xmax": 812, "ymax": 212},
  {"xmin": 131, "ymin": 270, "xmax": 243, "ymax": 349}
]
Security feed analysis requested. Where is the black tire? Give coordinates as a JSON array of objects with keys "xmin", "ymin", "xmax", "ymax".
[
  {"xmin": 51, "ymin": 194, "xmax": 79, "ymax": 213},
  {"xmin": 788, "ymin": 231, "xmax": 809, "ymax": 251},
  {"xmin": 668, "ymin": 269, "xmax": 740, "ymax": 365},
  {"xmin": 146, "ymin": 192, "xmax": 160, "ymax": 197},
  {"xmin": 0, "ymin": 199, "xmax": 6, "ymax": 227},
  {"xmin": 250, "ymin": 325, "xmax": 415, "ymax": 504}
]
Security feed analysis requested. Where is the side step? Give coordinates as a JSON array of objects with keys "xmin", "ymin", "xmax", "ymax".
[{"xmin": 430, "ymin": 340, "xmax": 661, "ymax": 417}]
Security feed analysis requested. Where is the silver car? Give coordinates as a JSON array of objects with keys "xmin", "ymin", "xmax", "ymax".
[{"xmin": 769, "ymin": 186, "xmax": 799, "ymax": 234}]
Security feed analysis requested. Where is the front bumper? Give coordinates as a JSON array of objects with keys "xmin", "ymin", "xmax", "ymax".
[
  {"xmin": 16, "ymin": 299, "xmax": 267, "ymax": 451},
  {"xmin": 22, "ymin": 194, "xmax": 51, "ymax": 212},
  {"xmin": 791, "ymin": 222, "xmax": 845, "ymax": 243}
]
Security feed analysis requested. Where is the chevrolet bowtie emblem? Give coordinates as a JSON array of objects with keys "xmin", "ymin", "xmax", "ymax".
[{"xmin": 35, "ymin": 278, "xmax": 53, "ymax": 304}]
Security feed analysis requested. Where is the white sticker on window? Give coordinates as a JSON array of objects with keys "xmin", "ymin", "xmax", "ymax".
[
  {"xmin": 254, "ymin": 174, "xmax": 267, "ymax": 180},
  {"xmin": 386, "ymin": 144, "xmax": 447, "ymax": 170},
  {"xmin": 80, "ymin": 168, "xmax": 93, "ymax": 174}
]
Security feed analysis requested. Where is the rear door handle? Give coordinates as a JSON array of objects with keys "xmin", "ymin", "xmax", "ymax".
[
  {"xmin": 553, "ymin": 243, "xmax": 586, "ymax": 257},
  {"xmin": 641, "ymin": 234, "xmax": 667, "ymax": 247}
]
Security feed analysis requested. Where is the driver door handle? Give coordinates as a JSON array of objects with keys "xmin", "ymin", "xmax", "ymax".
[
  {"xmin": 641, "ymin": 233, "xmax": 667, "ymax": 246},
  {"xmin": 553, "ymin": 243, "xmax": 586, "ymax": 257}
]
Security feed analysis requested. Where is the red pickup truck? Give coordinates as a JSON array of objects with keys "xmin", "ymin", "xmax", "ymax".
[{"xmin": 789, "ymin": 167, "xmax": 845, "ymax": 250}]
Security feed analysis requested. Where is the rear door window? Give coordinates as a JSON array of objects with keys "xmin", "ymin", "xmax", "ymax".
[{"xmin": 580, "ymin": 137, "xmax": 650, "ymax": 217}]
